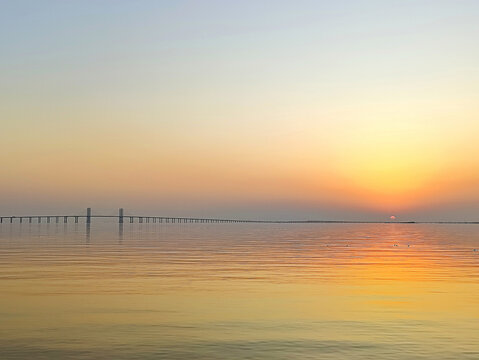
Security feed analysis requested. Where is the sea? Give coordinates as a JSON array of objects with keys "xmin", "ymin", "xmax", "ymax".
[{"xmin": 1, "ymin": 221, "xmax": 478, "ymax": 359}]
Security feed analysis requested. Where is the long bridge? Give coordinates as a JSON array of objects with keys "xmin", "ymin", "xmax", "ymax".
[
  {"xmin": 1, "ymin": 208, "xmax": 478, "ymax": 225},
  {"xmin": 0, "ymin": 208, "xmax": 257, "ymax": 224}
]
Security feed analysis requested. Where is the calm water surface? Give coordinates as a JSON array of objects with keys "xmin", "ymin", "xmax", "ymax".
[{"xmin": 1, "ymin": 222, "xmax": 479, "ymax": 359}]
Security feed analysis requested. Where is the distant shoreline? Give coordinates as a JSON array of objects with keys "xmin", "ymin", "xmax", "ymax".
[{"xmin": 1, "ymin": 215, "xmax": 478, "ymax": 225}]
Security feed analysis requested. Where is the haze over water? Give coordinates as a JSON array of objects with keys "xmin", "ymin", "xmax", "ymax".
[{"xmin": 1, "ymin": 222, "xmax": 478, "ymax": 359}]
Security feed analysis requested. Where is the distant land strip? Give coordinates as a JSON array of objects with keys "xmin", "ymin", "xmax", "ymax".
[{"xmin": 0, "ymin": 208, "xmax": 478, "ymax": 225}]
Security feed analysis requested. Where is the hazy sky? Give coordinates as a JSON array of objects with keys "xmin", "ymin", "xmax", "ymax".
[{"xmin": 1, "ymin": 0, "xmax": 479, "ymax": 220}]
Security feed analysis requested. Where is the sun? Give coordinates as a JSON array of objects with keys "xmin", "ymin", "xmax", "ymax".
[{"xmin": 390, "ymin": 215, "xmax": 396, "ymax": 220}]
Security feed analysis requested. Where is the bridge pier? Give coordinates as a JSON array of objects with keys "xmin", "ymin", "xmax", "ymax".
[
  {"xmin": 38, "ymin": 217, "xmax": 41, "ymax": 223},
  {"xmin": 10, "ymin": 217, "xmax": 13, "ymax": 223},
  {"xmin": 29, "ymin": 217, "xmax": 32, "ymax": 223},
  {"xmin": 119, "ymin": 208, "xmax": 124, "ymax": 224},
  {"xmin": 56, "ymin": 216, "xmax": 59, "ymax": 223},
  {"xmin": 86, "ymin": 208, "xmax": 91, "ymax": 224},
  {"xmin": 47, "ymin": 217, "xmax": 50, "ymax": 223},
  {"xmin": 75, "ymin": 216, "xmax": 78, "ymax": 224},
  {"xmin": 64, "ymin": 216, "xmax": 68, "ymax": 223},
  {"xmin": 130, "ymin": 217, "xmax": 133, "ymax": 223},
  {"xmin": 19, "ymin": 217, "xmax": 22, "ymax": 224}
]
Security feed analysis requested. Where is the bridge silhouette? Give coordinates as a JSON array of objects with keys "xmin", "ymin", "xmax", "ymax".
[
  {"xmin": 1, "ymin": 208, "xmax": 478, "ymax": 225},
  {"xmin": 0, "ymin": 208, "xmax": 301, "ymax": 225}
]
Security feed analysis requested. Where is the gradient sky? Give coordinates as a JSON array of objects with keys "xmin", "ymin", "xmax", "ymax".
[{"xmin": 1, "ymin": 0, "xmax": 479, "ymax": 220}]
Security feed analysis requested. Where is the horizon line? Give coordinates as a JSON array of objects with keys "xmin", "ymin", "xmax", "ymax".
[{"xmin": 0, "ymin": 209, "xmax": 478, "ymax": 225}]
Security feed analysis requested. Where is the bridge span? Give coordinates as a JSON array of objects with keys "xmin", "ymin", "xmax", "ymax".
[{"xmin": 0, "ymin": 208, "xmax": 303, "ymax": 225}]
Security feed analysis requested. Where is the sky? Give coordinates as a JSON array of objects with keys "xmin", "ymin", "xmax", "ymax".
[{"xmin": 1, "ymin": 0, "xmax": 479, "ymax": 221}]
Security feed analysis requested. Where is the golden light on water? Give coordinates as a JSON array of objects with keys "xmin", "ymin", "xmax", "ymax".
[{"xmin": 1, "ymin": 223, "xmax": 479, "ymax": 358}]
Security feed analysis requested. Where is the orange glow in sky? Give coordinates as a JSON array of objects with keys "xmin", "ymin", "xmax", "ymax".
[{"xmin": 1, "ymin": 1, "xmax": 479, "ymax": 220}]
